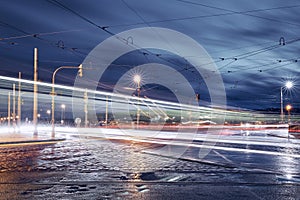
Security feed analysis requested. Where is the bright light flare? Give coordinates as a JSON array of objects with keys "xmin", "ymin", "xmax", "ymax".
[
  {"xmin": 285, "ymin": 81, "xmax": 293, "ymax": 89},
  {"xmin": 286, "ymin": 104, "xmax": 292, "ymax": 111},
  {"xmin": 133, "ymin": 74, "xmax": 141, "ymax": 84}
]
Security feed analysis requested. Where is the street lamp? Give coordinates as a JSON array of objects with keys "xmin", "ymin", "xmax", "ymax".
[
  {"xmin": 280, "ymin": 81, "xmax": 293, "ymax": 123},
  {"xmin": 286, "ymin": 104, "xmax": 292, "ymax": 139},
  {"xmin": 51, "ymin": 64, "xmax": 82, "ymax": 137},
  {"xmin": 133, "ymin": 75, "xmax": 141, "ymax": 86},
  {"xmin": 61, "ymin": 104, "xmax": 65, "ymax": 124},
  {"xmin": 133, "ymin": 75, "xmax": 141, "ymax": 128}
]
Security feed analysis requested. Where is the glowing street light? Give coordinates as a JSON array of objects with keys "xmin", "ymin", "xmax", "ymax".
[
  {"xmin": 286, "ymin": 81, "xmax": 293, "ymax": 89},
  {"xmin": 286, "ymin": 104, "xmax": 292, "ymax": 111},
  {"xmin": 133, "ymin": 74, "xmax": 141, "ymax": 85},
  {"xmin": 286, "ymin": 104, "xmax": 292, "ymax": 123},
  {"xmin": 134, "ymin": 75, "xmax": 141, "ymax": 128},
  {"xmin": 280, "ymin": 81, "xmax": 293, "ymax": 122}
]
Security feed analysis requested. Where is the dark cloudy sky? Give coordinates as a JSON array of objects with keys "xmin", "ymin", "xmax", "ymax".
[{"xmin": 1, "ymin": 0, "xmax": 300, "ymax": 109}]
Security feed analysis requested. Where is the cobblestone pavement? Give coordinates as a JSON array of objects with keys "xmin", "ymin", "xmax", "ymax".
[{"xmin": 0, "ymin": 135, "xmax": 299, "ymax": 200}]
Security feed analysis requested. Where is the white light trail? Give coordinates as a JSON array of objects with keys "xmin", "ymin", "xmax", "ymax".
[
  {"xmin": 63, "ymin": 128, "xmax": 300, "ymax": 158},
  {"xmin": 0, "ymin": 75, "xmax": 263, "ymax": 119}
]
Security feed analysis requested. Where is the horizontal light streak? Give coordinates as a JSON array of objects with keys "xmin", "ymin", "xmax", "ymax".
[
  {"xmin": 64, "ymin": 127, "xmax": 300, "ymax": 158},
  {"xmin": 0, "ymin": 75, "xmax": 263, "ymax": 119}
]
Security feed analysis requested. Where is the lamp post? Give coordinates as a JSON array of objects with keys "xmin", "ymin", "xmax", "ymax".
[
  {"xmin": 286, "ymin": 104, "xmax": 292, "ymax": 123},
  {"xmin": 280, "ymin": 81, "xmax": 293, "ymax": 123},
  {"xmin": 12, "ymin": 84, "xmax": 16, "ymax": 131},
  {"xmin": 8, "ymin": 92, "xmax": 10, "ymax": 129},
  {"xmin": 17, "ymin": 72, "xmax": 21, "ymax": 131},
  {"xmin": 33, "ymin": 48, "xmax": 38, "ymax": 136},
  {"xmin": 134, "ymin": 75, "xmax": 141, "ymax": 128},
  {"xmin": 84, "ymin": 90, "xmax": 88, "ymax": 128},
  {"xmin": 51, "ymin": 64, "xmax": 82, "ymax": 137},
  {"xmin": 286, "ymin": 104, "xmax": 292, "ymax": 139},
  {"xmin": 105, "ymin": 96, "xmax": 108, "ymax": 128}
]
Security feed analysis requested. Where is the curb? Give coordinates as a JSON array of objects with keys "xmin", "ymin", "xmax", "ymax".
[{"xmin": 0, "ymin": 138, "xmax": 66, "ymax": 145}]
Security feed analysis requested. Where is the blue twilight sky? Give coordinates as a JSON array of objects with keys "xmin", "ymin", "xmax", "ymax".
[{"xmin": 1, "ymin": 0, "xmax": 300, "ymax": 109}]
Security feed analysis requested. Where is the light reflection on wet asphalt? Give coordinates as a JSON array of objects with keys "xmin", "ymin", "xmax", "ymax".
[{"xmin": 0, "ymin": 131, "xmax": 299, "ymax": 200}]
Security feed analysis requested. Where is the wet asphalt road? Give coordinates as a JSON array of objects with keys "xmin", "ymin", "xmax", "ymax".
[{"xmin": 0, "ymin": 131, "xmax": 300, "ymax": 200}]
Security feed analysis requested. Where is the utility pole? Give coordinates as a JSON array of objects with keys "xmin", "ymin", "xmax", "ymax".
[
  {"xmin": 17, "ymin": 72, "xmax": 21, "ymax": 131},
  {"xmin": 8, "ymin": 92, "xmax": 11, "ymax": 129},
  {"xmin": 84, "ymin": 90, "xmax": 88, "ymax": 128},
  {"xmin": 33, "ymin": 48, "xmax": 38, "ymax": 136},
  {"xmin": 51, "ymin": 85, "xmax": 55, "ymax": 137},
  {"xmin": 280, "ymin": 87, "xmax": 283, "ymax": 122},
  {"xmin": 105, "ymin": 96, "xmax": 108, "ymax": 128},
  {"xmin": 13, "ymin": 84, "xmax": 16, "ymax": 131}
]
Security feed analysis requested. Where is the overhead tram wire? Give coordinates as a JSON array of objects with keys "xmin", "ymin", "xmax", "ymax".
[
  {"xmin": 121, "ymin": 0, "xmax": 183, "ymax": 64},
  {"xmin": 233, "ymin": 45, "xmax": 280, "ymax": 60},
  {"xmin": 121, "ymin": 0, "xmax": 184, "ymax": 57},
  {"xmin": 46, "ymin": 0, "xmax": 201, "ymax": 75},
  {"xmin": 208, "ymin": 40, "xmax": 276, "ymax": 56},
  {"xmin": 46, "ymin": 0, "xmax": 300, "ymax": 89},
  {"xmin": 2, "ymin": 0, "xmax": 298, "ymax": 76},
  {"xmin": 149, "ymin": 35, "xmax": 298, "ymax": 76},
  {"xmin": 225, "ymin": 61, "xmax": 296, "ymax": 91},
  {"xmin": 261, "ymin": 60, "xmax": 297, "ymax": 72},
  {"xmin": 221, "ymin": 61, "xmax": 279, "ymax": 74},
  {"xmin": 1, "ymin": 6, "xmax": 290, "ymax": 76},
  {"xmin": 109, "ymin": 2, "xmax": 297, "ymax": 104},
  {"xmin": 176, "ymin": 57, "xmax": 299, "ymax": 86},
  {"xmin": 177, "ymin": 0, "xmax": 300, "ymax": 28},
  {"xmin": 1, "ymin": 2, "xmax": 98, "ymax": 62},
  {"xmin": 1, "ymin": 4, "xmax": 281, "ymax": 62},
  {"xmin": 231, "ymin": 37, "xmax": 300, "ymax": 60},
  {"xmin": 121, "ymin": 0, "xmax": 150, "ymax": 27},
  {"xmin": 45, "ymin": 0, "xmax": 107, "ymax": 32},
  {"xmin": 46, "ymin": 1, "xmax": 299, "ymax": 63},
  {"xmin": 0, "ymin": 20, "xmax": 86, "ymax": 59},
  {"xmin": 213, "ymin": 36, "xmax": 300, "ymax": 75},
  {"xmin": 211, "ymin": 35, "xmax": 300, "ymax": 64},
  {"xmin": 42, "ymin": 1, "xmax": 234, "ymax": 70},
  {"xmin": 109, "ymin": 3, "xmax": 300, "ymax": 28},
  {"xmin": 216, "ymin": 58, "xmax": 300, "ymax": 98},
  {"xmin": 0, "ymin": 29, "xmax": 82, "ymax": 41},
  {"xmin": 156, "ymin": 34, "xmax": 300, "ymax": 86},
  {"xmin": 218, "ymin": 60, "xmax": 298, "ymax": 93},
  {"xmin": 101, "ymin": 1, "xmax": 300, "ymax": 73},
  {"xmin": 218, "ymin": 36, "xmax": 300, "ymax": 73},
  {"xmin": 182, "ymin": 35, "xmax": 300, "ymax": 72},
  {"xmin": 222, "ymin": 58, "xmax": 300, "ymax": 74},
  {"xmin": 175, "ymin": 42, "xmax": 298, "ymax": 84}
]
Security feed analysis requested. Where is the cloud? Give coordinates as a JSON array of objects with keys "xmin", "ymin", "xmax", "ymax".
[{"xmin": 0, "ymin": 0, "xmax": 300, "ymax": 109}]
